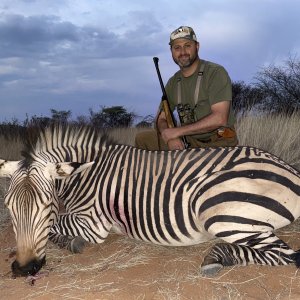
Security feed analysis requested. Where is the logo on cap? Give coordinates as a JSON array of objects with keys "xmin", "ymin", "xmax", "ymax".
[{"xmin": 169, "ymin": 26, "xmax": 197, "ymax": 45}]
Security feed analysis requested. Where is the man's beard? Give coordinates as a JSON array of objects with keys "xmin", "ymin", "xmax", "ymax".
[{"xmin": 173, "ymin": 53, "xmax": 198, "ymax": 68}]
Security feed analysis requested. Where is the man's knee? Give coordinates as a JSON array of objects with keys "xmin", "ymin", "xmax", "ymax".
[
  {"xmin": 135, "ymin": 131, "xmax": 148, "ymax": 149},
  {"xmin": 135, "ymin": 129, "xmax": 165, "ymax": 150}
]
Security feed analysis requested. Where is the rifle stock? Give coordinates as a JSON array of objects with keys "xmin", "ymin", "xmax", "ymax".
[
  {"xmin": 153, "ymin": 57, "xmax": 189, "ymax": 149},
  {"xmin": 161, "ymin": 99, "xmax": 175, "ymax": 128}
]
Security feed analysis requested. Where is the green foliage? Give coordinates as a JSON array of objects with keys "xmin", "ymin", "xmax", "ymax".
[
  {"xmin": 21, "ymin": 110, "xmax": 71, "ymax": 128},
  {"xmin": 50, "ymin": 109, "xmax": 72, "ymax": 123},
  {"xmin": 89, "ymin": 106, "xmax": 136, "ymax": 128},
  {"xmin": 0, "ymin": 106, "xmax": 142, "ymax": 129}
]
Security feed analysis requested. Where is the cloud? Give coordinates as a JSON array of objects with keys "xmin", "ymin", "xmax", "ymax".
[
  {"xmin": 0, "ymin": 11, "xmax": 166, "ymax": 121},
  {"xmin": 0, "ymin": 11, "xmax": 167, "ymax": 62},
  {"xmin": 0, "ymin": 14, "xmax": 78, "ymax": 59},
  {"xmin": 0, "ymin": 12, "xmax": 161, "ymax": 91}
]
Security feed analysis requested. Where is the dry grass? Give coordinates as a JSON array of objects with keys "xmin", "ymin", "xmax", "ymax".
[
  {"xmin": 0, "ymin": 178, "xmax": 10, "ymax": 231},
  {"xmin": 236, "ymin": 110, "xmax": 300, "ymax": 170},
  {"xmin": 0, "ymin": 129, "xmax": 23, "ymax": 160},
  {"xmin": 1, "ymin": 112, "xmax": 300, "ymax": 167},
  {"xmin": 108, "ymin": 127, "xmax": 144, "ymax": 146},
  {"xmin": 1, "ymin": 225, "xmax": 300, "ymax": 299}
]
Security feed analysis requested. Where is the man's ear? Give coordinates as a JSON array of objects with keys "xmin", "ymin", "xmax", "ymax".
[
  {"xmin": 47, "ymin": 161, "xmax": 95, "ymax": 179},
  {"xmin": 0, "ymin": 159, "xmax": 20, "ymax": 177}
]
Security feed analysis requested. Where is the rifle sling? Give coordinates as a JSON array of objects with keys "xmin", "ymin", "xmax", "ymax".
[{"xmin": 177, "ymin": 60, "xmax": 205, "ymax": 106}]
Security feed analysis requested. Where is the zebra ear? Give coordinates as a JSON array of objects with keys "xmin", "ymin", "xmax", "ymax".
[
  {"xmin": 0, "ymin": 159, "xmax": 20, "ymax": 177},
  {"xmin": 48, "ymin": 161, "xmax": 95, "ymax": 179}
]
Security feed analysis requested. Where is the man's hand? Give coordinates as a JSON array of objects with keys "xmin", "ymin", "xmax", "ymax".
[
  {"xmin": 157, "ymin": 111, "xmax": 185, "ymax": 150},
  {"xmin": 161, "ymin": 127, "xmax": 180, "ymax": 143},
  {"xmin": 167, "ymin": 138, "xmax": 185, "ymax": 150},
  {"xmin": 160, "ymin": 127, "xmax": 185, "ymax": 150}
]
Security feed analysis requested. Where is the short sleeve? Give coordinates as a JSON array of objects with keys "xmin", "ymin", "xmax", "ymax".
[{"xmin": 208, "ymin": 67, "xmax": 232, "ymax": 104}]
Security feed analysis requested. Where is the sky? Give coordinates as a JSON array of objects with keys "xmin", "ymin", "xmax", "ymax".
[{"xmin": 0, "ymin": 0, "xmax": 299, "ymax": 123}]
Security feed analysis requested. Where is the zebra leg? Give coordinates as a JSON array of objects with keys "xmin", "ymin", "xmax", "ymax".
[
  {"xmin": 48, "ymin": 213, "xmax": 111, "ymax": 253},
  {"xmin": 201, "ymin": 232, "xmax": 300, "ymax": 276},
  {"xmin": 49, "ymin": 231, "xmax": 86, "ymax": 253}
]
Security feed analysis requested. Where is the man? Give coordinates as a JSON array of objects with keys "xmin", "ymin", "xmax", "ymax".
[{"xmin": 135, "ymin": 26, "xmax": 238, "ymax": 150}]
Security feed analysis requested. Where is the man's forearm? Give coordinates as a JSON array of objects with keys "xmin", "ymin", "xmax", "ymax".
[
  {"xmin": 176, "ymin": 102, "xmax": 230, "ymax": 137},
  {"xmin": 158, "ymin": 112, "xmax": 220, "ymax": 142},
  {"xmin": 174, "ymin": 111, "xmax": 228, "ymax": 139}
]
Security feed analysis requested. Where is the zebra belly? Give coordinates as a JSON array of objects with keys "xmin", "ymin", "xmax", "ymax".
[{"xmin": 110, "ymin": 221, "xmax": 214, "ymax": 246}]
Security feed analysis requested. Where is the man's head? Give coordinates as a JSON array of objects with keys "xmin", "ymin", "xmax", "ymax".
[{"xmin": 169, "ymin": 26, "xmax": 199, "ymax": 69}]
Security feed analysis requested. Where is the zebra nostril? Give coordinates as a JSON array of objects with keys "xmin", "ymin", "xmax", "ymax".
[{"xmin": 31, "ymin": 263, "xmax": 39, "ymax": 274}]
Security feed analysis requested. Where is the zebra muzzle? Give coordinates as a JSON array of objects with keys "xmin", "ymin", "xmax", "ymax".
[{"xmin": 11, "ymin": 256, "xmax": 46, "ymax": 277}]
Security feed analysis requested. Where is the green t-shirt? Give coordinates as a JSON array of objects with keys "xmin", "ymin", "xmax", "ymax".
[{"xmin": 165, "ymin": 59, "xmax": 236, "ymax": 140}]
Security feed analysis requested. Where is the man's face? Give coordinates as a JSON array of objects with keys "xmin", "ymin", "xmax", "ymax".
[{"xmin": 171, "ymin": 39, "xmax": 199, "ymax": 68}]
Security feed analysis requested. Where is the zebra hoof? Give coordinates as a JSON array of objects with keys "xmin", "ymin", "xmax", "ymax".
[
  {"xmin": 200, "ymin": 263, "xmax": 223, "ymax": 277},
  {"xmin": 70, "ymin": 236, "xmax": 86, "ymax": 253}
]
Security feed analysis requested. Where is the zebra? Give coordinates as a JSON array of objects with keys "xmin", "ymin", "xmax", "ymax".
[{"xmin": 1, "ymin": 124, "xmax": 300, "ymax": 277}]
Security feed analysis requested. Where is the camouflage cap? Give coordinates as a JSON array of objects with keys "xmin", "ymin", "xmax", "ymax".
[{"xmin": 169, "ymin": 26, "xmax": 197, "ymax": 45}]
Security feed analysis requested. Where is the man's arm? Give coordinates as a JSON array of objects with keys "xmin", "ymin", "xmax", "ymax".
[
  {"xmin": 160, "ymin": 100, "xmax": 230, "ymax": 144},
  {"xmin": 157, "ymin": 110, "xmax": 185, "ymax": 150}
]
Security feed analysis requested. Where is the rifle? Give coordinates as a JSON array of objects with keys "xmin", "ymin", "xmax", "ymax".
[{"xmin": 153, "ymin": 57, "xmax": 190, "ymax": 149}]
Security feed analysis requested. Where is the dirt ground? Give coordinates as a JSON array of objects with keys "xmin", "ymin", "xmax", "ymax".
[{"xmin": 1, "ymin": 219, "xmax": 300, "ymax": 300}]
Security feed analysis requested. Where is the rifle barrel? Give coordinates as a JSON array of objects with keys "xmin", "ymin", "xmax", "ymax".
[
  {"xmin": 153, "ymin": 57, "xmax": 167, "ymax": 98},
  {"xmin": 153, "ymin": 57, "xmax": 190, "ymax": 149}
]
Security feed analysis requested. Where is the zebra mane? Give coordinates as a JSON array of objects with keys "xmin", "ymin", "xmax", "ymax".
[{"xmin": 21, "ymin": 124, "xmax": 115, "ymax": 166}]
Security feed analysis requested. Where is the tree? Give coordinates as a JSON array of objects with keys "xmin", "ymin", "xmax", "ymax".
[
  {"xmin": 232, "ymin": 81, "xmax": 266, "ymax": 113},
  {"xmin": 22, "ymin": 109, "xmax": 71, "ymax": 128},
  {"xmin": 50, "ymin": 109, "xmax": 72, "ymax": 123},
  {"xmin": 135, "ymin": 115, "xmax": 155, "ymax": 128},
  {"xmin": 89, "ymin": 106, "xmax": 136, "ymax": 128},
  {"xmin": 255, "ymin": 55, "xmax": 300, "ymax": 113},
  {"xmin": 23, "ymin": 115, "xmax": 52, "ymax": 128},
  {"xmin": 76, "ymin": 115, "xmax": 90, "ymax": 126}
]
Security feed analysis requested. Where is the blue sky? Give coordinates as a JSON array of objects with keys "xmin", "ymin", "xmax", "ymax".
[{"xmin": 0, "ymin": 0, "xmax": 299, "ymax": 123}]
